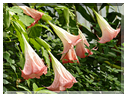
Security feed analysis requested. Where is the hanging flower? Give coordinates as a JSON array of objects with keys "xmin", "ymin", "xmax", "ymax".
[
  {"xmin": 47, "ymin": 21, "xmax": 81, "ymax": 63},
  {"xmin": 76, "ymin": 29, "xmax": 93, "ymax": 58},
  {"xmin": 21, "ymin": 34, "xmax": 47, "ymax": 79},
  {"xmin": 18, "ymin": 6, "xmax": 44, "ymax": 28},
  {"xmin": 47, "ymin": 51, "xmax": 77, "ymax": 92},
  {"xmin": 93, "ymin": 9, "xmax": 120, "ymax": 43},
  {"xmin": 61, "ymin": 48, "xmax": 79, "ymax": 63}
]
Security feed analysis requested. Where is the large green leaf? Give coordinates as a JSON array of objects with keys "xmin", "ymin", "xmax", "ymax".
[
  {"xmin": 8, "ymin": 6, "xmax": 23, "ymax": 15},
  {"xmin": 29, "ymin": 38, "xmax": 41, "ymax": 52},
  {"xmin": 12, "ymin": 21, "xmax": 24, "ymax": 53},
  {"xmin": 106, "ymin": 12, "xmax": 121, "ymax": 22},
  {"xmin": 75, "ymin": 4, "xmax": 95, "ymax": 23},
  {"xmin": 27, "ymin": 24, "xmax": 42, "ymax": 38},
  {"xmin": 18, "ymin": 15, "xmax": 34, "ymax": 26}
]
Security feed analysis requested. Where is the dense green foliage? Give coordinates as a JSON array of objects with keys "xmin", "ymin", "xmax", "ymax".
[{"xmin": 3, "ymin": 3, "xmax": 124, "ymax": 94}]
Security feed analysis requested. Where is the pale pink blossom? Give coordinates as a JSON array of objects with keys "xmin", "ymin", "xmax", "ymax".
[
  {"xmin": 47, "ymin": 51, "xmax": 77, "ymax": 92},
  {"xmin": 76, "ymin": 30, "xmax": 93, "ymax": 58},
  {"xmin": 61, "ymin": 48, "xmax": 79, "ymax": 63},
  {"xmin": 21, "ymin": 34, "xmax": 47, "ymax": 79},
  {"xmin": 19, "ymin": 6, "xmax": 44, "ymax": 28},
  {"xmin": 93, "ymin": 9, "xmax": 120, "ymax": 43},
  {"xmin": 47, "ymin": 21, "xmax": 81, "ymax": 63}
]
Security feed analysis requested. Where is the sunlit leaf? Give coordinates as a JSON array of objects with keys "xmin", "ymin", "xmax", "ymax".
[{"xmin": 19, "ymin": 15, "xmax": 34, "ymax": 26}]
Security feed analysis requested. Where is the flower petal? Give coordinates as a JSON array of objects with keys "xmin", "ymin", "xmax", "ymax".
[
  {"xmin": 21, "ymin": 34, "xmax": 47, "ymax": 79},
  {"xmin": 61, "ymin": 48, "xmax": 79, "ymax": 64},
  {"xmin": 47, "ymin": 51, "xmax": 77, "ymax": 92},
  {"xmin": 48, "ymin": 21, "xmax": 81, "ymax": 54},
  {"xmin": 93, "ymin": 9, "xmax": 120, "ymax": 43},
  {"xmin": 76, "ymin": 29, "xmax": 93, "ymax": 58}
]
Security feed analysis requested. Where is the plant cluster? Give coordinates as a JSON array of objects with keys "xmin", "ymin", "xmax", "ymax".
[{"xmin": 3, "ymin": 3, "xmax": 124, "ymax": 94}]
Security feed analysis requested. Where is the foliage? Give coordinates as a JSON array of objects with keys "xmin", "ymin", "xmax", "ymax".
[{"xmin": 3, "ymin": 3, "xmax": 124, "ymax": 94}]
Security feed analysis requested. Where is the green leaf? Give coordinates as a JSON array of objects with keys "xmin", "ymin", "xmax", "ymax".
[
  {"xmin": 36, "ymin": 37, "xmax": 51, "ymax": 51},
  {"xmin": 10, "ymin": 64, "xmax": 16, "ymax": 72},
  {"xmin": 29, "ymin": 38, "xmax": 41, "ymax": 52},
  {"xmin": 75, "ymin": 4, "xmax": 95, "ymax": 23},
  {"xmin": 3, "ymin": 51, "xmax": 10, "ymax": 61},
  {"xmin": 99, "ymin": 3, "xmax": 109, "ymax": 11},
  {"xmin": 86, "ymin": 83, "xmax": 89, "ymax": 87},
  {"xmin": 79, "ymin": 24, "xmax": 97, "ymax": 41},
  {"xmin": 8, "ymin": 6, "xmax": 23, "ymax": 15},
  {"xmin": 75, "ymin": 66, "xmax": 81, "ymax": 73},
  {"xmin": 16, "ymin": 20, "xmax": 26, "ymax": 32},
  {"xmin": 3, "ymin": 79, "xmax": 10, "ymax": 84},
  {"xmin": 17, "ymin": 85, "xmax": 31, "ymax": 94},
  {"xmin": 111, "ymin": 48, "xmax": 121, "ymax": 53},
  {"xmin": 35, "ymin": 87, "xmax": 46, "ymax": 91},
  {"xmin": 41, "ymin": 47, "xmax": 50, "ymax": 67},
  {"xmin": 3, "ymin": 10, "xmax": 10, "ymax": 29},
  {"xmin": 3, "ymin": 86, "xmax": 7, "ymax": 93},
  {"xmin": 7, "ymin": 58, "xmax": 15, "ymax": 64},
  {"xmin": 45, "ymin": 72, "xmax": 52, "ymax": 76},
  {"xmin": 12, "ymin": 20, "xmax": 28, "ymax": 53},
  {"xmin": 107, "ymin": 52, "xmax": 116, "ymax": 57},
  {"xmin": 27, "ymin": 24, "xmax": 42, "ymax": 38},
  {"xmin": 63, "ymin": 7, "xmax": 70, "ymax": 24},
  {"xmin": 33, "ymin": 83, "xmax": 38, "ymax": 91},
  {"xmin": 3, "ymin": 74, "xmax": 8, "ymax": 78},
  {"xmin": 13, "ymin": 25, "xmax": 24, "ymax": 53},
  {"xmin": 36, "ymin": 24, "xmax": 54, "ymax": 34},
  {"xmin": 18, "ymin": 53, "xmax": 25, "ymax": 69},
  {"xmin": 18, "ymin": 15, "xmax": 34, "ymax": 26},
  {"xmin": 36, "ymin": 89, "xmax": 57, "ymax": 94},
  {"xmin": 106, "ymin": 12, "xmax": 121, "ymax": 22},
  {"xmin": 69, "ymin": 17, "xmax": 78, "ymax": 35},
  {"xmin": 26, "ymin": 79, "xmax": 30, "ymax": 87}
]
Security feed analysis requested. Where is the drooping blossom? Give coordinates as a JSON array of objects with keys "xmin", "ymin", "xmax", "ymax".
[
  {"xmin": 21, "ymin": 34, "xmax": 47, "ymax": 79},
  {"xmin": 47, "ymin": 51, "xmax": 77, "ymax": 92},
  {"xmin": 47, "ymin": 21, "xmax": 81, "ymax": 63},
  {"xmin": 76, "ymin": 29, "xmax": 93, "ymax": 58},
  {"xmin": 61, "ymin": 48, "xmax": 79, "ymax": 63},
  {"xmin": 93, "ymin": 9, "xmax": 120, "ymax": 43},
  {"xmin": 18, "ymin": 5, "xmax": 44, "ymax": 28}
]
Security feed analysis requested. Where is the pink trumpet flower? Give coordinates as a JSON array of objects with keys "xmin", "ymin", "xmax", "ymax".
[
  {"xmin": 61, "ymin": 48, "xmax": 79, "ymax": 63},
  {"xmin": 47, "ymin": 21, "xmax": 81, "ymax": 63},
  {"xmin": 93, "ymin": 9, "xmax": 120, "ymax": 43},
  {"xmin": 21, "ymin": 34, "xmax": 47, "ymax": 79},
  {"xmin": 76, "ymin": 29, "xmax": 93, "ymax": 58},
  {"xmin": 18, "ymin": 6, "xmax": 44, "ymax": 28},
  {"xmin": 47, "ymin": 51, "xmax": 77, "ymax": 92}
]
